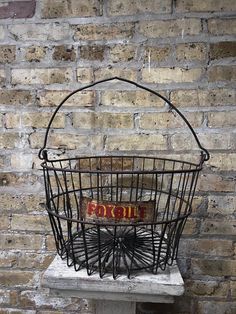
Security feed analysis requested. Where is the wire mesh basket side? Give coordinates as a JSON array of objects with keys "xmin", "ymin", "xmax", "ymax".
[{"xmin": 43, "ymin": 155, "xmax": 201, "ymax": 278}]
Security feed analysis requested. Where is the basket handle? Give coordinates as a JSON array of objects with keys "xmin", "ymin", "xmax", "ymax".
[{"xmin": 38, "ymin": 76, "xmax": 210, "ymax": 162}]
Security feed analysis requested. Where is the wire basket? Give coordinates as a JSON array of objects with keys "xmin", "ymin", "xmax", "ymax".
[{"xmin": 39, "ymin": 77, "xmax": 209, "ymax": 279}]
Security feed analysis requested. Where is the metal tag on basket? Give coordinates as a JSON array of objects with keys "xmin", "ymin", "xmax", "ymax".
[
  {"xmin": 81, "ymin": 197, "xmax": 155, "ymax": 223},
  {"xmin": 38, "ymin": 77, "xmax": 209, "ymax": 279}
]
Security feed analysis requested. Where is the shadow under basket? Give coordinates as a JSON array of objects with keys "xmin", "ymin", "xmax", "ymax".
[{"xmin": 39, "ymin": 77, "xmax": 209, "ymax": 279}]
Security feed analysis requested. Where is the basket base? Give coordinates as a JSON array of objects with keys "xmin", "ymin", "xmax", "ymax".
[{"xmin": 63, "ymin": 226, "xmax": 171, "ymax": 278}]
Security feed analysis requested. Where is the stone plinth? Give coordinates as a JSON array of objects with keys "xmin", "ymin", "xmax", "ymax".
[{"xmin": 42, "ymin": 255, "xmax": 184, "ymax": 314}]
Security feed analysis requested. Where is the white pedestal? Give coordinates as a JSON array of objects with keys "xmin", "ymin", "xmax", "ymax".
[{"xmin": 42, "ymin": 255, "xmax": 184, "ymax": 314}]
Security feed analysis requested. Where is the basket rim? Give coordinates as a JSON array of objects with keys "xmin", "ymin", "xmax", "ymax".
[{"xmin": 41, "ymin": 155, "xmax": 203, "ymax": 174}]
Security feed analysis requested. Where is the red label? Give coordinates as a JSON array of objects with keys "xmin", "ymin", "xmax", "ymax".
[{"xmin": 82, "ymin": 198, "xmax": 154, "ymax": 223}]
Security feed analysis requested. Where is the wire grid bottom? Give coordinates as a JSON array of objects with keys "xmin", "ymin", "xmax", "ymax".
[{"xmin": 63, "ymin": 226, "xmax": 170, "ymax": 278}]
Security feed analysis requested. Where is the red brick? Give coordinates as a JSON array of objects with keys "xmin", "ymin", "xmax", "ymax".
[{"xmin": 0, "ymin": 0, "xmax": 36, "ymax": 19}]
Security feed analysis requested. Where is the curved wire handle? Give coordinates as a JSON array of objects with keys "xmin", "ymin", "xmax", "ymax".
[{"xmin": 38, "ymin": 76, "xmax": 210, "ymax": 162}]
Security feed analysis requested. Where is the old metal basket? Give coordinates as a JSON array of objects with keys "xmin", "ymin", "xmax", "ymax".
[{"xmin": 39, "ymin": 77, "xmax": 209, "ymax": 279}]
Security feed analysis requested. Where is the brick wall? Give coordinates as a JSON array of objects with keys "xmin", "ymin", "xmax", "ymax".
[{"xmin": 0, "ymin": 0, "xmax": 235, "ymax": 313}]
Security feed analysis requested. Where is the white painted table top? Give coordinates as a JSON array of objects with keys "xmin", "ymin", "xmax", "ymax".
[{"xmin": 42, "ymin": 255, "xmax": 184, "ymax": 303}]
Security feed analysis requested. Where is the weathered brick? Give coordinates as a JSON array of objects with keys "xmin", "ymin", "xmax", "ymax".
[
  {"xmin": 191, "ymin": 195, "xmax": 205, "ymax": 213},
  {"xmin": 30, "ymin": 132, "xmax": 103, "ymax": 151},
  {"xmin": 182, "ymin": 218, "xmax": 198, "ymax": 235},
  {"xmin": 0, "ymin": 69, "xmax": 5, "ymax": 84},
  {"xmin": 171, "ymin": 132, "xmax": 231, "ymax": 151},
  {"xmin": 73, "ymin": 22, "xmax": 135, "ymax": 41},
  {"xmin": 170, "ymin": 89, "xmax": 197, "ymax": 107},
  {"xmin": 209, "ymin": 153, "xmax": 236, "ymax": 171},
  {"xmin": 37, "ymin": 90, "xmax": 95, "ymax": 107},
  {"xmin": 76, "ymin": 67, "xmax": 93, "ymax": 83},
  {"xmin": 197, "ymin": 301, "xmax": 236, "ymax": 314},
  {"xmin": 0, "ymin": 155, "xmax": 5, "ymax": 169},
  {"xmin": 0, "ymin": 25, "xmax": 5, "ymax": 40},
  {"xmin": 73, "ymin": 112, "xmax": 133, "ymax": 129},
  {"xmin": 108, "ymin": 0, "xmax": 171, "ymax": 15},
  {"xmin": 0, "ymin": 0, "xmax": 36, "ymax": 19},
  {"xmin": 9, "ymin": 23, "xmax": 71, "ymax": 41},
  {"xmin": 170, "ymin": 133, "xmax": 199, "ymax": 151},
  {"xmin": 0, "ymin": 309, "xmax": 36, "ymax": 314},
  {"xmin": 0, "ymin": 234, "xmax": 43, "ymax": 250},
  {"xmin": 0, "ymin": 251, "xmax": 14, "ymax": 268},
  {"xmin": 25, "ymin": 45, "xmax": 47, "ymax": 62},
  {"xmin": 208, "ymin": 195, "xmax": 236, "ymax": 215},
  {"xmin": 11, "ymin": 68, "xmax": 73, "ymax": 85},
  {"xmin": 0, "ymin": 133, "xmax": 20, "ymax": 149},
  {"xmin": 5, "ymin": 112, "xmax": 65, "ymax": 129},
  {"xmin": 142, "ymin": 67, "xmax": 202, "ymax": 83},
  {"xmin": 185, "ymin": 239, "xmax": 234, "ymax": 256},
  {"xmin": 208, "ymin": 18, "xmax": 236, "ymax": 35},
  {"xmin": 11, "ymin": 214, "xmax": 50, "ymax": 232},
  {"xmin": 201, "ymin": 219, "xmax": 236, "ymax": 235},
  {"xmin": 19, "ymin": 290, "xmax": 86, "ymax": 312},
  {"xmin": 176, "ymin": 0, "xmax": 236, "ymax": 12},
  {"xmin": 0, "ymin": 193, "xmax": 44, "ymax": 213},
  {"xmin": 0, "ymin": 251, "xmax": 52, "ymax": 270},
  {"xmin": 0, "ymin": 309, "xmax": 37, "ymax": 314},
  {"xmin": 94, "ymin": 67, "xmax": 137, "ymax": 81},
  {"xmin": 0, "ymin": 172, "xmax": 39, "ymax": 187},
  {"xmin": 0, "ymin": 90, "xmax": 33, "ymax": 105},
  {"xmin": 0, "ymin": 289, "xmax": 18, "ymax": 307},
  {"xmin": 192, "ymin": 259, "xmax": 236, "ymax": 276},
  {"xmin": 185, "ymin": 280, "xmax": 229, "ymax": 297},
  {"xmin": 101, "ymin": 90, "xmax": 168, "ymax": 108},
  {"xmin": 198, "ymin": 173, "xmax": 235, "ymax": 192},
  {"xmin": 139, "ymin": 112, "xmax": 203, "ymax": 129},
  {"xmin": 45, "ymin": 235, "xmax": 56, "ymax": 251},
  {"xmin": 208, "ymin": 111, "xmax": 236, "ymax": 127},
  {"xmin": 0, "ymin": 270, "xmax": 34, "ymax": 287},
  {"xmin": 41, "ymin": 0, "xmax": 102, "ymax": 18},
  {"xmin": 52, "ymin": 45, "xmax": 76, "ymax": 61},
  {"xmin": 176, "ymin": 43, "xmax": 207, "ymax": 62},
  {"xmin": 139, "ymin": 19, "xmax": 202, "ymax": 38},
  {"xmin": 105, "ymin": 134, "xmax": 167, "ymax": 151},
  {"xmin": 144, "ymin": 46, "xmax": 171, "ymax": 63},
  {"xmin": 197, "ymin": 132, "xmax": 231, "ymax": 150},
  {"xmin": 230, "ymin": 281, "xmax": 236, "ymax": 299},
  {"xmin": 110, "ymin": 45, "xmax": 136, "ymax": 63},
  {"xmin": 171, "ymin": 88, "xmax": 235, "ymax": 107},
  {"xmin": 210, "ymin": 41, "xmax": 236, "ymax": 60},
  {"xmin": 11, "ymin": 153, "xmax": 33, "ymax": 171},
  {"xmin": 0, "ymin": 45, "xmax": 15, "ymax": 63},
  {"xmin": 80, "ymin": 45, "xmax": 105, "ymax": 61},
  {"xmin": 0, "ymin": 216, "xmax": 8, "ymax": 230},
  {"xmin": 36, "ymin": 311, "xmax": 72, "ymax": 314},
  {"xmin": 17, "ymin": 253, "xmax": 53, "ymax": 270},
  {"xmin": 208, "ymin": 66, "xmax": 236, "ymax": 82}
]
